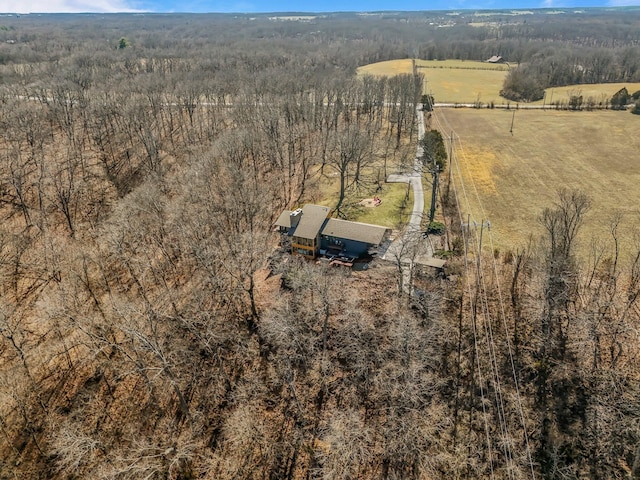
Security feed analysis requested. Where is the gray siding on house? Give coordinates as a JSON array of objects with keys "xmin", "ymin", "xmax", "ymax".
[
  {"xmin": 321, "ymin": 220, "xmax": 390, "ymax": 257},
  {"xmin": 320, "ymin": 236, "xmax": 370, "ymax": 257}
]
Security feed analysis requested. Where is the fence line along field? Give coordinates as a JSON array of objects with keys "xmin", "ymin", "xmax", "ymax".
[{"xmin": 438, "ymin": 108, "xmax": 640, "ymax": 256}]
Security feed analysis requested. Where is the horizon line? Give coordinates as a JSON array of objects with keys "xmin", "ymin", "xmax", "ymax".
[{"xmin": 2, "ymin": 6, "xmax": 639, "ymax": 15}]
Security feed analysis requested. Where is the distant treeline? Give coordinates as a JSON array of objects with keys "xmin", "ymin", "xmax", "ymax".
[
  {"xmin": 1, "ymin": 10, "xmax": 640, "ymax": 87},
  {"xmin": 1, "ymin": 10, "xmax": 640, "ymax": 480}
]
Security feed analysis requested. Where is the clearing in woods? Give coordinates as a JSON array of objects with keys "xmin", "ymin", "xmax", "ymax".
[
  {"xmin": 358, "ymin": 58, "xmax": 640, "ymax": 106},
  {"xmin": 437, "ymin": 108, "xmax": 640, "ymax": 256},
  {"xmin": 357, "ymin": 59, "xmax": 509, "ymax": 104},
  {"xmin": 313, "ymin": 172, "xmax": 414, "ymax": 229}
]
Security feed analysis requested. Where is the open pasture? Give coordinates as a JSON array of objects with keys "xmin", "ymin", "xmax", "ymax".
[
  {"xmin": 359, "ymin": 58, "xmax": 640, "ymax": 107},
  {"xmin": 538, "ymin": 83, "xmax": 640, "ymax": 105},
  {"xmin": 357, "ymin": 58, "xmax": 416, "ymax": 76},
  {"xmin": 437, "ymin": 108, "xmax": 640, "ymax": 256},
  {"xmin": 358, "ymin": 59, "xmax": 509, "ymax": 104}
]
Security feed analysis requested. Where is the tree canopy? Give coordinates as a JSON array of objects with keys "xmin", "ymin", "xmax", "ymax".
[{"xmin": 421, "ymin": 129, "xmax": 447, "ymax": 170}]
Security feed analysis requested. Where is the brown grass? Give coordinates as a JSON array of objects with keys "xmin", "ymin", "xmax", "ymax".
[
  {"xmin": 358, "ymin": 59, "xmax": 640, "ymax": 106},
  {"xmin": 437, "ymin": 108, "xmax": 640, "ymax": 257},
  {"xmin": 536, "ymin": 83, "xmax": 640, "ymax": 105},
  {"xmin": 357, "ymin": 59, "xmax": 509, "ymax": 104}
]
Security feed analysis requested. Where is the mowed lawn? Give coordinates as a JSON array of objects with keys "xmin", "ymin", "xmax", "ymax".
[
  {"xmin": 437, "ymin": 108, "xmax": 640, "ymax": 255},
  {"xmin": 314, "ymin": 173, "xmax": 414, "ymax": 229}
]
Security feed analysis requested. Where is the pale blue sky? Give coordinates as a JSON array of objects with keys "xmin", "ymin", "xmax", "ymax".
[{"xmin": 1, "ymin": 0, "xmax": 639, "ymax": 14}]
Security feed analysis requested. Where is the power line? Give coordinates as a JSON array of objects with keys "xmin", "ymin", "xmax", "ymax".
[
  {"xmin": 434, "ymin": 110, "xmax": 495, "ymax": 478},
  {"xmin": 432, "ymin": 107, "xmax": 537, "ymax": 479},
  {"xmin": 444, "ymin": 107, "xmax": 534, "ymax": 462}
]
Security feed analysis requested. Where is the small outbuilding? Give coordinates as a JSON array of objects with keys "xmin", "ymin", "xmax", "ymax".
[{"xmin": 486, "ymin": 55, "xmax": 505, "ymax": 64}]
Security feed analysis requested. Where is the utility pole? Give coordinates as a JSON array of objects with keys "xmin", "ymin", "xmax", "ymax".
[
  {"xmin": 462, "ymin": 219, "xmax": 491, "ymax": 232},
  {"xmin": 461, "ymin": 218, "xmax": 491, "ymax": 257},
  {"xmin": 462, "ymin": 214, "xmax": 471, "ymax": 256},
  {"xmin": 509, "ymin": 110, "xmax": 516, "ymax": 135},
  {"xmin": 448, "ymin": 131, "xmax": 454, "ymax": 185}
]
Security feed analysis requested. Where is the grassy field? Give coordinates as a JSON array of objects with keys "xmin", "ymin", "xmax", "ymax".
[
  {"xmin": 437, "ymin": 108, "xmax": 640, "ymax": 256},
  {"xmin": 358, "ymin": 58, "xmax": 640, "ymax": 106},
  {"xmin": 357, "ymin": 58, "xmax": 416, "ymax": 76},
  {"xmin": 536, "ymin": 83, "xmax": 640, "ymax": 105},
  {"xmin": 357, "ymin": 59, "xmax": 509, "ymax": 104}
]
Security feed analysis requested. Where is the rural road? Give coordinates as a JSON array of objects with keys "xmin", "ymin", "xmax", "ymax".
[
  {"xmin": 435, "ymin": 103, "xmax": 552, "ymax": 109},
  {"xmin": 382, "ymin": 106, "xmax": 433, "ymax": 292}
]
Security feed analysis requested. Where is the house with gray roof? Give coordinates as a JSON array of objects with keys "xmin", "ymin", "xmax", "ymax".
[{"xmin": 276, "ymin": 204, "xmax": 390, "ymax": 260}]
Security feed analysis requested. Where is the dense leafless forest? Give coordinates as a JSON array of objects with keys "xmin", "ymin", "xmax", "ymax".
[{"xmin": 1, "ymin": 10, "xmax": 640, "ymax": 479}]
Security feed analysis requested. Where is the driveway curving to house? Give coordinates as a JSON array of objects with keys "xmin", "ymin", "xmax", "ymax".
[{"xmin": 382, "ymin": 107, "xmax": 433, "ymax": 292}]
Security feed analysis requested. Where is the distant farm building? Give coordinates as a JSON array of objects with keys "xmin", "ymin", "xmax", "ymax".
[
  {"xmin": 275, "ymin": 204, "xmax": 390, "ymax": 262},
  {"xmin": 486, "ymin": 55, "xmax": 505, "ymax": 64}
]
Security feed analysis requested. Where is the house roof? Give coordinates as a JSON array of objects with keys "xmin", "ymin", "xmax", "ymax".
[
  {"xmin": 321, "ymin": 218, "xmax": 389, "ymax": 246},
  {"xmin": 292, "ymin": 204, "xmax": 331, "ymax": 240},
  {"xmin": 275, "ymin": 210, "xmax": 293, "ymax": 228},
  {"xmin": 487, "ymin": 55, "xmax": 503, "ymax": 63}
]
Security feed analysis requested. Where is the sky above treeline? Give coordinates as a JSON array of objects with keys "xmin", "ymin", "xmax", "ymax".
[{"xmin": 1, "ymin": 0, "xmax": 639, "ymax": 14}]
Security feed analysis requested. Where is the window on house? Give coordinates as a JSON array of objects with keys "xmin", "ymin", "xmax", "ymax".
[
  {"xmin": 294, "ymin": 237, "xmax": 313, "ymax": 247},
  {"xmin": 324, "ymin": 236, "xmax": 342, "ymax": 247}
]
